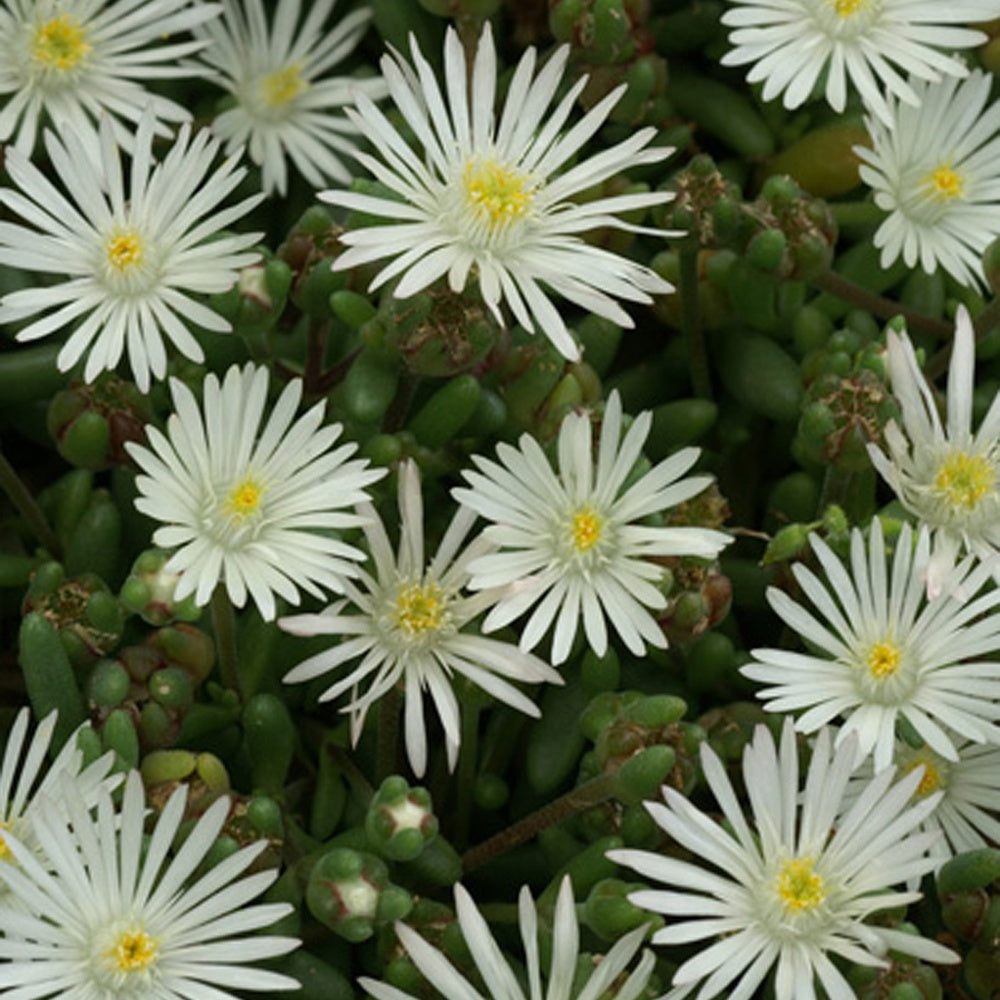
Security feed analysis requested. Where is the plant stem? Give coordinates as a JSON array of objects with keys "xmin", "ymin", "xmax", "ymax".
[
  {"xmin": 812, "ymin": 270, "xmax": 952, "ymax": 340},
  {"xmin": 210, "ymin": 583, "xmax": 242, "ymax": 700},
  {"xmin": 376, "ymin": 686, "xmax": 401, "ymax": 783},
  {"xmin": 454, "ymin": 698, "xmax": 480, "ymax": 849},
  {"xmin": 461, "ymin": 771, "xmax": 619, "ymax": 873},
  {"xmin": 0, "ymin": 447, "xmax": 61, "ymax": 557},
  {"xmin": 679, "ymin": 247, "xmax": 712, "ymax": 399}
]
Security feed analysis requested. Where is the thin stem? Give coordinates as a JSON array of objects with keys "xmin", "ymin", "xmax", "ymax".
[
  {"xmin": 812, "ymin": 270, "xmax": 952, "ymax": 340},
  {"xmin": 376, "ymin": 686, "xmax": 401, "ymax": 783},
  {"xmin": 0, "ymin": 447, "xmax": 61, "ymax": 557},
  {"xmin": 210, "ymin": 583, "xmax": 242, "ymax": 700},
  {"xmin": 453, "ymin": 699, "xmax": 481, "ymax": 849},
  {"xmin": 461, "ymin": 771, "xmax": 619, "ymax": 873},
  {"xmin": 679, "ymin": 247, "xmax": 712, "ymax": 399}
]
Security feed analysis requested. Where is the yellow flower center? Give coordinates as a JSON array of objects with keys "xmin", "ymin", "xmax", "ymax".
[
  {"xmin": 570, "ymin": 508, "xmax": 602, "ymax": 552},
  {"xmin": 261, "ymin": 64, "xmax": 306, "ymax": 107},
  {"xmin": 924, "ymin": 165, "xmax": 964, "ymax": 201},
  {"xmin": 464, "ymin": 159, "xmax": 532, "ymax": 229},
  {"xmin": 866, "ymin": 640, "xmax": 902, "ymax": 679},
  {"xmin": 395, "ymin": 582, "xmax": 446, "ymax": 637},
  {"xmin": 776, "ymin": 857, "xmax": 826, "ymax": 912},
  {"xmin": 0, "ymin": 820, "xmax": 9, "ymax": 860},
  {"xmin": 108, "ymin": 929, "xmax": 157, "ymax": 973},
  {"xmin": 830, "ymin": 0, "xmax": 866, "ymax": 15},
  {"xmin": 106, "ymin": 232, "xmax": 144, "ymax": 272},
  {"xmin": 32, "ymin": 14, "xmax": 91, "ymax": 70},
  {"xmin": 226, "ymin": 479, "xmax": 264, "ymax": 517},
  {"xmin": 910, "ymin": 759, "xmax": 942, "ymax": 797},
  {"xmin": 933, "ymin": 451, "xmax": 994, "ymax": 510}
]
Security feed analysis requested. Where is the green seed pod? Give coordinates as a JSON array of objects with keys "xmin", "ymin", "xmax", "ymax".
[
  {"xmin": 141, "ymin": 748, "xmax": 198, "ymax": 786},
  {"xmin": 18, "ymin": 612, "xmax": 86, "ymax": 750},
  {"xmin": 242, "ymin": 693, "xmax": 296, "ymax": 794},
  {"xmin": 87, "ymin": 657, "xmax": 132, "ymax": 709},
  {"xmin": 102, "ymin": 708, "xmax": 139, "ymax": 770},
  {"xmin": 612, "ymin": 745, "xmax": 676, "ymax": 804}
]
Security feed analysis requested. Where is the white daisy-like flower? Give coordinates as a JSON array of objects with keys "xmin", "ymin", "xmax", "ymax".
[
  {"xmin": 452, "ymin": 390, "xmax": 731, "ymax": 665},
  {"xmin": 126, "ymin": 363, "xmax": 384, "ymax": 621},
  {"xmin": 196, "ymin": 0, "xmax": 387, "ymax": 197},
  {"xmin": 0, "ymin": 108, "xmax": 263, "ymax": 392},
  {"xmin": 608, "ymin": 720, "xmax": 958, "ymax": 1000},
  {"xmin": 360, "ymin": 876, "xmax": 655, "ymax": 1000},
  {"xmin": 868, "ymin": 306, "xmax": 1000, "ymax": 592},
  {"xmin": 280, "ymin": 459, "xmax": 562, "ymax": 777},
  {"xmin": 0, "ymin": 769, "xmax": 299, "ymax": 999},
  {"xmin": 846, "ymin": 735, "xmax": 1000, "ymax": 874},
  {"xmin": 743, "ymin": 518, "xmax": 1000, "ymax": 771},
  {"xmin": 721, "ymin": 0, "xmax": 1000, "ymax": 126},
  {"xmin": 855, "ymin": 71, "xmax": 1000, "ymax": 289},
  {"xmin": 320, "ymin": 23, "xmax": 675, "ymax": 363},
  {"xmin": 1, "ymin": 709, "xmax": 115, "ymax": 890},
  {"xmin": 0, "ymin": 0, "xmax": 221, "ymax": 158}
]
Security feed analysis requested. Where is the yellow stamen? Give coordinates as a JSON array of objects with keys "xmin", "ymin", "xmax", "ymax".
[
  {"xmin": 570, "ymin": 508, "xmax": 602, "ymax": 552},
  {"xmin": 32, "ymin": 14, "xmax": 91, "ymax": 70},
  {"xmin": 0, "ymin": 821, "xmax": 9, "ymax": 861},
  {"xmin": 934, "ymin": 451, "xmax": 994, "ymax": 510},
  {"xmin": 776, "ymin": 857, "xmax": 825, "ymax": 912},
  {"xmin": 109, "ymin": 930, "xmax": 157, "ymax": 972},
  {"xmin": 464, "ymin": 159, "xmax": 532, "ymax": 229},
  {"xmin": 226, "ymin": 479, "xmax": 263, "ymax": 517},
  {"xmin": 910, "ymin": 759, "xmax": 941, "ymax": 797},
  {"xmin": 106, "ymin": 232, "xmax": 144, "ymax": 272},
  {"xmin": 925, "ymin": 165, "xmax": 964, "ymax": 201},
  {"xmin": 261, "ymin": 64, "xmax": 306, "ymax": 107},
  {"xmin": 831, "ymin": 0, "xmax": 865, "ymax": 14},
  {"xmin": 867, "ymin": 640, "xmax": 902, "ymax": 679},
  {"xmin": 395, "ymin": 582, "xmax": 446, "ymax": 637}
]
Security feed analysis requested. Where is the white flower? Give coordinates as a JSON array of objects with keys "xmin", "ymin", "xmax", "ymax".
[
  {"xmin": 0, "ymin": 0, "xmax": 220, "ymax": 158},
  {"xmin": 280, "ymin": 459, "xmax": 562, "ymax": 777},
  {"xmin": 0, "ymin": 769, "xmax": 299, "ymax": 999},
  {"xmin": 608, "ymin": 720, "xmax": 958, "ymax": 1000},
  {"xmin": 743, "ymin": 518, "xmax": 1000, "ymax": 771},
  {"xmin": 846, "ymin": 735, "xmax": 1000, "ymax": 874},
  {"xmin": 855, "ymin": 71, "xmax": 1000, "ymax": 289},
  {"xmin": 721, "ymin": 0, "xmax": 1000, "ymax": 126},
  {"xmin": 1, "ymin": 709, "xmax": 114, "ymax": 890},
  {"xmin": 196, "ymin": 0, "xmax": 387, "ymax": 197},
  {"xmin": 868, "ymin": 306, "xmax": 1000, "ymax": 591},
  {"xmin": 360, "ymin": 876, "xmax": 655, "ymax": 1000},
  {"xmin": 0, "ymin": 109, "xmax": 264, "ymax": 392},
  {"xmin": 452, "ymin": 391, "xmax": 731, "ymax": 665},
  {"xmin": 126, "ymin": 363, "xmax": 384, "ymax": 621},
  {"xmin": 320, "ymin": 23, "xmax": 675, "ymax": 363}
]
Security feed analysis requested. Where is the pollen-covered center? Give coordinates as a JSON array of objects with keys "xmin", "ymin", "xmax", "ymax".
[
  {"xmin": 464, "ymin": 159, "xmax": 533, "ymax": 230},
  {"xmin": 226, "ymin": 478, "xmax": 264, "ymax": 518},
  {"xmin": 569, "ymin": 507, "xmax": 603, "ymax": 553},
  {"xmin": 933, "ymin": 450, "xmax": 994, "ymax": 510},
  {"xmin": 109, "ymin": 929, "xmax": 157, "ymax": 972},
  {"xmin": 829, "ymin": 0, "xmax": 866, "ymax": 15},
  {"xmin": 395, "ymin": 582, "xmax": 447, "ymax": 637},
  {"xmin": 866, "ymin": 640, "xmax": 902, "ymax": 679},
  {"xmin": 106, "ymin": 231, "xmax": 144, "ymax": 272},
  {"xmin": 924, "ymin": 165, "xmax": 964, "ymax": 201},
  {"xmin": 776, "ymin": 857, "xmax": 825, "ymax": 913},
  {"xmin": 32, "ymin": 14, "xmax": 91, "ymax": 70},
  {"xmin": 911, "ymin": 760, "xmax": 941, "ymax": 797},
  {"xmin": 261, "ymin": 63, "xmax": 306, "ymax": 107}
]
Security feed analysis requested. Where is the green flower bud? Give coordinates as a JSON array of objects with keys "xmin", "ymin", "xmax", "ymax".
[
  {"xmin": 121, "ymin": 549, "xmax": 202, "ymax": 626},
  {"xmin": 762, "ymin": 523, "xmax": 811, "ymax": 566},
  {"xmin": 148, "ymin": 666, "xmax": 195, "ymax": 712},
  {"xmin": 366, "ymin": 776, "xmax": 438, "ymax": 862},
  {"xmin": 87, "ymin": 657, "xmax": 132, "ymax": 709},
  {"xmin": 246, "ymin": 795, "xmax": 284, "ymax": 838},
  {"xmin": 746, "ymin": 228, "xmax": 788, "ymax": 274}
]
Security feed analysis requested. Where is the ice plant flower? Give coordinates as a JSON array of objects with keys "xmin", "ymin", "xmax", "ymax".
[
  {"xmin": 743, "ymin": 518, "xmax": 1000, "ymax": 771},
  {"xmin": 609, "ymin": 720, "xmax": 958, "ymax": 1000},
  {"xmin": 453, "ymin": 391, "xmax": 731, "ymax": 665},
  {"xmin": 126, "ymin": 363, "xmax": 383, "ymax": 621},
  {"xmin": 196, "ymin": 0, "xmax": 387, "ymax": 197},
  {"xmin": 360, "ymin": 876, "xmax": 655, "ymax": 1000},
  {"xmin": 855, "ymin": 71, "xmax": 1000, "ymax": 289},
  {"xmin": 846, "ymin": 735, "xmax": 1000, "ymax": 873},
  {"xmin": 320, "ymin": 23, "xmax": 675, "ymax": 362},
  {"xmin": 280, "ymin": 459, "xmax": 562, "ymax": 777},
  {"xmin": 0, "ymin": 109, "xmax": 263, "ymax": 391},
  {"xmin": 0, "ymin": 709, "xmax": 114, "ymax": 893},
  {"xmin": 0, "ymin": 769, "xmax": 299, "ymax": 998},
  {"xmin": 720, "ymin": 0, "xmax": 1000, "ymax": 126},
  {"xmin": 868, "ymin": 306, "xmax": 1000, "ymax": 591},
  {"xmin": 0, "ymin": 0, "xmax": 220, "ymax": 157}
]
